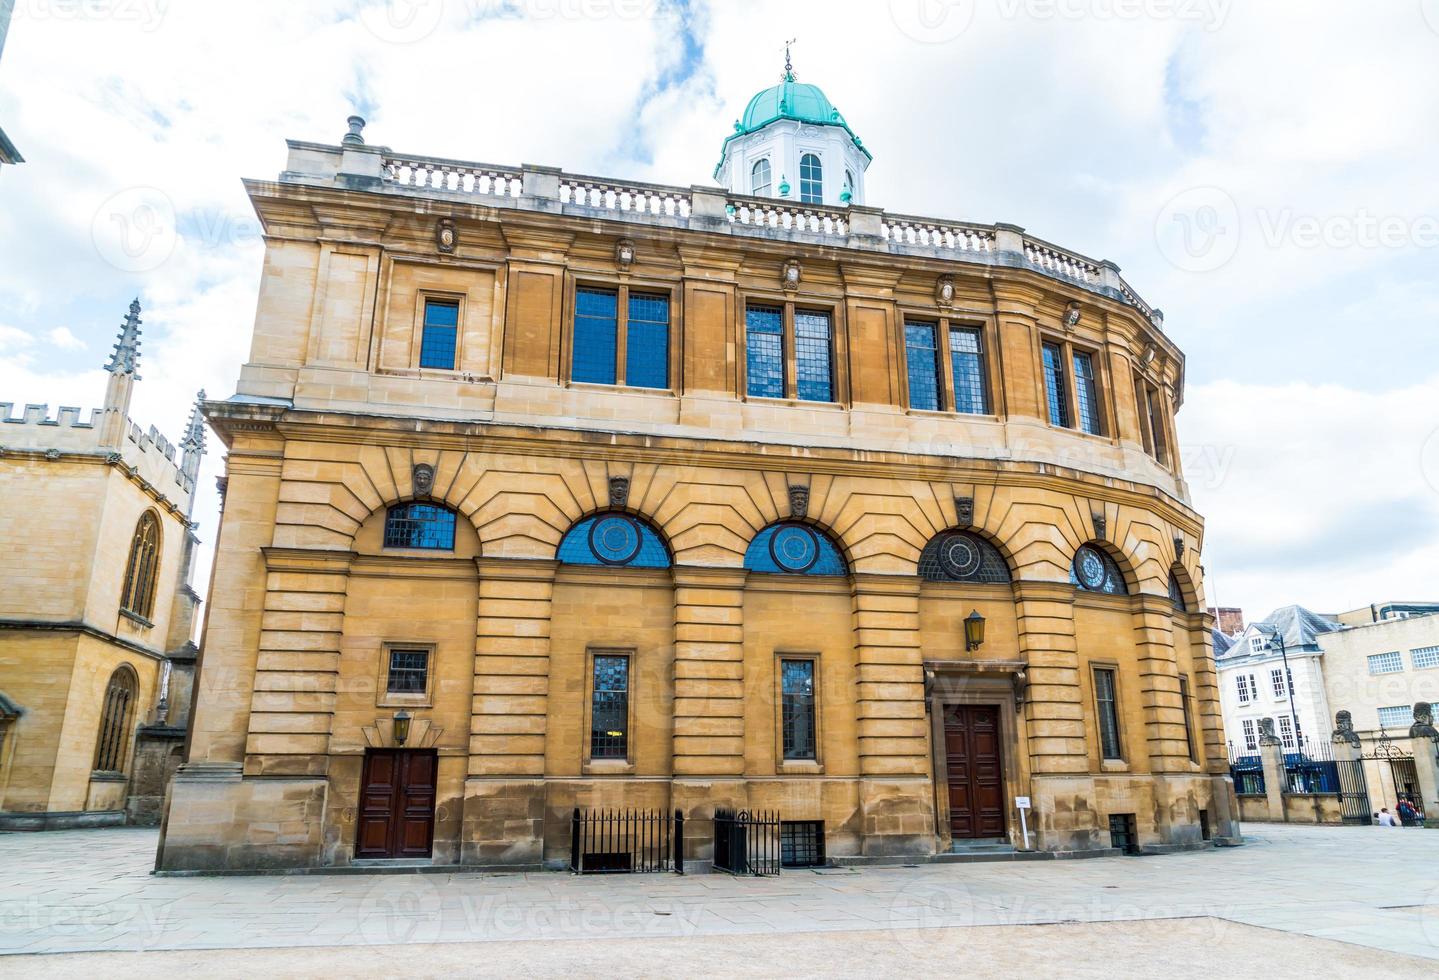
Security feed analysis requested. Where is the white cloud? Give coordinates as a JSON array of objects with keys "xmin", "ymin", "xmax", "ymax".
[{"xmin": 46, "ymin": 326, "xmax": 86, "ymax": 350}]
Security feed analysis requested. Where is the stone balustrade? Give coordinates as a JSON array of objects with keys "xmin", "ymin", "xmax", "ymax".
[
  {"xmin": 1023, "ymin": 237, "xmax": 1103, "ymax": 286},
  {"xmin": 726, "ymin": 195, "xmax": 849, "ymax": 237},
  {"xmin": 881, "ymin": 214, "xmax": 994, "ymax": 253},
  {"xmin": 382, "ymin": 154, "xmax": 522, "ymax": 198},
  {"xmin": 559, "ymin": 175, "xmax": 692, "ymax": 218}
]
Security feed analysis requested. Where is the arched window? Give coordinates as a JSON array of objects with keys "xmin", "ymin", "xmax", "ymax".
[
  {"xmin": 557, "ymin": 512, "xmax": 670, "ymax": 568},
  {"xmin": 93, "ymin": 667, "xmax": 138, "ymax": 773},
  {"xmin": 1169, "ymin": 570, "xmax": 1189, "ymax": 612},
  {"xmin": 744, "ymin": 522, "xmax": 847, "ymax": 576},
  {"xmin": 383, "ymin": 502, "xmax": 457, "ymax": 550},
  {"xmin": 918, "ymin": 531, "xmax": 1012, "ymax": 583},
  {"xmin": 750, "ymin": 158, "xmax": 772, "ymax": 197},
  {"xmin": 120, "ymin": 512, "xmax": 161, "ymax": 620},
  {"xmin": 800, "ymin": 153, "xmax": 823, "ymax": 204},
  {"xmin": 1071, "ymin": 544, "xmax": 1128, "ymax": 595}
]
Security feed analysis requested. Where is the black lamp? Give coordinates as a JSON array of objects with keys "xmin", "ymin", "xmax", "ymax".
[
  {"xmin": 964, "ymin": 610, "xmax": 986, "ymax": 652},
  {"xmin": 392, "ymin": 710, "xmax": 412, "ymax": 747}
]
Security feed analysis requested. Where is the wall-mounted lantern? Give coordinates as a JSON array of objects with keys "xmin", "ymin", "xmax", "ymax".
[
  {"xmin": 964, "ymin": 610, "xmax": 986, "ymax": 652},
  {"xmin": 392, "ymin": 710, "xmax": 412, "ymax": 747}
]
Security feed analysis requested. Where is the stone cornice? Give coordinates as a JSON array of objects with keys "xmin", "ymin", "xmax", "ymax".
[
  {"xmin": 0, "ymin": 619, "xmax": 168, "ymax": 661},
  {"xmin": 0, "ymin": 447, "xmax": 193, "ymax": 525}
]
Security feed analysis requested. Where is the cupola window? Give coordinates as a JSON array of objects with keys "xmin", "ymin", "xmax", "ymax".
[
  {"xmin": 751, "ymin": 159, "xmax": 772, "ymax": 197},
  {"xmin": 799, "ymin": 153, "xmax": 823, "ymax": 204}
]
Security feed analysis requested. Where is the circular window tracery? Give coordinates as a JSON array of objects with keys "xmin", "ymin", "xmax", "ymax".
[
  {"xmin": 769, "ymin": 524, "xmax": 821, "ymax": 573},
  {"xmin": 588, "ymin": 514, "xmax": 643, "ymax": 565}
]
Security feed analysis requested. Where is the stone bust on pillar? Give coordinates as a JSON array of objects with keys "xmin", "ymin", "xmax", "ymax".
[
  {"xmin": 1332, "ymin": 710, "xmax": 1362, "ymax": 747},
  {"xmin": 1410, "ymin": 702, "xmax": 1438, "ymax": 741},
  {"xmin": 1257, "ymin": 717, "xmax": 1281, "ymax": 747}
]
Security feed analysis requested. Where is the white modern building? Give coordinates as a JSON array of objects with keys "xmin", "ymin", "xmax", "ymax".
[{"xmin": 1216, "ymin": 606, "xmax": 1339, "ymax": 757}]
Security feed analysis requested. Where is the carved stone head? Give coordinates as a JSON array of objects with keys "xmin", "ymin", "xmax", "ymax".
[
  {"xmin": 615, "ymin": 238, "xmax": 635, "ymax": 270},
  {"xmin": 1092, "ymin": 512, "xmax": 1107, "ymax": 541},
  {"xmin": 935, "ymin": 275, "xmax": 955, "ymax": 309},
  {"xmin": 955, "ymin": 495, "xmax": 975, "ymax": 527},
  {"xmin": 1257, "ymin": 717, "xmax": 1280, "ymax": 745},
  {"xmin": 1411, "ymin": 702, "xmax": 1437, "ymax": 740},
  {"xmin": 781, "ymin": 258, "xmax": 802, "ymax": 292},
  {"xmin": 412, "ymin": 463, "xmax": 435, "ymax": 497},
  {"xmin": 788, "ymin": 484, "xmax": 809, "ymax": 519},
  {"xmin": 1332, "ymin": 710, "xmax": 1361, "ymax": 747},
  {"xmin": 608, "ymin": 476, "xmax": 630, "ymax": 509}
]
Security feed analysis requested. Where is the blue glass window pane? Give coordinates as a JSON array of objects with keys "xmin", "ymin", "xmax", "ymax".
[
  {"xmin": 383, "ymin": 503, "xmax": 456, "ymax": 550},
  {"xmin": 746, "ymin": 305, "xmax": 784, "ymax": 398},
  {"xmin": 591, "ymin": 654, "xmax": 629, "ymax": 759},
  {"xmin": 905, "ymin": 322, "xmax": 940, "ymax": 411},
  {"xmin": 573, "ymin": 287, "xmax": 618, "ymax": 385},
  {"xmin": 781, "ymin": 659, "xmax": 816, "ymax": 760},
  {"xmin": 1073, "ymin": 350, "xmax": 1102, "ymax": 435},
  {"xmin": 1043, "ymin": 343, "xmax": 1070, "ymax": 427},
  {"xmin": 918, "ymin": 531, "xmax": 1011, "ymax": 583},
  {"xmin": 800, "ymin": 153, "xmax": 823, "ymax": 204},
  {"xmin": 794, "ymin": 311, "xmax": 832, "ymax": 402},
  {"xmin": 625, "ymin": 293, "xmax": 669, "ymax": 389},
  {"xmin": 949, "ymin": 327, "xmax": 988, "ymax": 415},
  {"xmin": 557, "ymin": 513, "xmax": 670, "ymax": 568},
  {"xmin": 419, "ymin": 300, "xmax": 459, "ymax": 370},
  {"xmin": 743, "ymin": 523, "xmax": 847, "ymax": 576},
  {"xmin": 1071, "ymin": 544, "xmax": 1128, "ymax": 595}
]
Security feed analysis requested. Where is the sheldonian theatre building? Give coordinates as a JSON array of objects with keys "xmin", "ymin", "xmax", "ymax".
[{"xmin": 156, "ymin": 69, "xmax": 1237, "ymax": 872}]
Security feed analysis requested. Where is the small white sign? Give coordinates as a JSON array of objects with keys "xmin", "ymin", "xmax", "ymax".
[{"xmin": 1015, "ymin": 796, "xmax": 1031, "ymax": 809}]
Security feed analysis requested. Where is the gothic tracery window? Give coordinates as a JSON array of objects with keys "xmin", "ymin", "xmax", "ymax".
[
  {"xmin": 120, "ymin": 512, "xmax": 161, "ymax": 620},
  {"xmin": 93, "ymin": 667, "xmax": 138, "ymax": 773}
]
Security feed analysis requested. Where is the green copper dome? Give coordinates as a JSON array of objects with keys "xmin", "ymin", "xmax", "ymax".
[{"xmin": 716, "ymin": 74, "xmax": 872, "ymax": 178}]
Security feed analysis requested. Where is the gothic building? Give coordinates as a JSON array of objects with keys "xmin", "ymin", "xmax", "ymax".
[
  {"xmin": 157, "ymin": 70, "xmax": 1235, "ymax": 871},
  {"xmin": 0, "ymin": 303, "xmax": 204, "ymax": 827}
]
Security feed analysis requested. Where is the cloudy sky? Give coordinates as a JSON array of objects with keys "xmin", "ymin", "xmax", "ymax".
[{"xmin": 1, "ymin": 0, "xmax": 1436, "ymax": 624}]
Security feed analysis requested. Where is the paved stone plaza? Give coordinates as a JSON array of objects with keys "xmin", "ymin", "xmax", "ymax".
[{"xmin": 2, "ymin": 824, "xmax": 1438, "ymax": 975}]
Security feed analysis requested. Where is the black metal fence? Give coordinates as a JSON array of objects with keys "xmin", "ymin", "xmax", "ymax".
[
  {"xmin": 1228, "ymin": 745, "xmax": 1265, "ymax": 795},
  {"xmin": 569, "ymin": 807, "xmax": 684, "ymax": 874},
  {"xmin": 713, "ymin": 808, "xmax": 781, "ymax": 876}
]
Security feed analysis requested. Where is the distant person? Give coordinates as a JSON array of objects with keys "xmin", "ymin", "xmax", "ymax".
[
  {"xmin": 1375, "ymin": 808, "xmax": 1398, "ymax": 827},
  {"xmin": 1396, "ymin": 798, "xmax": 1421, "ymax": 827}
]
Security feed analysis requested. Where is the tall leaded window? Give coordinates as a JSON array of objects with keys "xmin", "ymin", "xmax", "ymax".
[
  {"xmin": 751, "ymin": 158, "xmax": 772, "ymax": 197},
  {"xmin": 1072, "ymin": 350, "xmax": 1102, "ymax": 435},
  {"xmin": 794, "ymin": 311, "xmax": 833, "ymax": 402},
  {"xmin": 387, "ymin": 649, "xmax": 430, "ymax": 695},
  {"xmin": 1169, "ymin": 571, "xmax": 1187, "ymax": 612},
  {"xmin": 1179, "ymin": 675, "xmax": 1199, "ymax": 763},
  {"xmin": 1093, "ymin": 667, "xmax": 1122, "ymax": 760},
  {"xmin": 1241, "ymin": 717, "xmax": 1257, "ymax": 752},
  {"xmin": 573, "ymin": 287, "xmax": 619, "ymax": 385},
  {"xmin": 120, "ymin": 511, "xmax": 161, "ymax": 620},
  {"xmin": 918, "ymin": 531, "xmax": 1011, "ymax": 583},
  {"xmin": 94, "ymin": 667, "xmax": 138, "ymax": 773},
  {"xmin": 419, "ymin": 299, "xmax": 460, "ymax": 370},
  {"xmin": 949, "ymin": 327, "xmax": 988, "ymax": 414},
  {"xmin": 781, "ymin": 659, "xmax": 817, "ymax": 760},
  {"xmin": 744, "ymin": 523, "xmax": 847, "ymax": 576},
  {"xmin": 1071, "ymin": 544, "xmax": 1128, "ymax": 595},
  {"xmin": 799, "ymin": 152, "xmax": 823, "ymax": 204},
  {"xmin": 590, "ymin": 653, "xmax": 630, "ymax": 759},
  {"xmin": 1277, "ymin": 715, "xmax": 1295, "ymax": 750},
  {"xmin": 1236, "ymin": 673, "xmax": 1253, "ymax": 704},
  {"xmin": 572, "ymin": 287, "xmax": 670, "ymax": 389},
  {"xmin": 1042, "ymin": 342, "xmax": 1070, "ymax": 427},
  {"xmin": 904, "ymin": 322, "xmax": 940, "ymax": 411},
  {"xmin": 745, "ymin": 305, "xmax": 784, "ymax": 399},
  {"xmin": 383, "ymin": 503, "xmax": 457, "ymax": 550},
  {"xmin": 625, "ymin": 293, "xmax": 670, "ymax": 389},
  {"xmin": 1135, "ymin": 374, "xmax": 1169, "ymax": 464},
  {"xmin": 557, "ymin": 512, "xmax": 671, "ymax": 568},
  {"xmin": 1270, "ymin": 668, "xmax": 1287, "ymax": 699}
]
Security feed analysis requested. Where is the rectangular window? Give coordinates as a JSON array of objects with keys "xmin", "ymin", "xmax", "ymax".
[
  {"xmin": 1368, "ymin": 651, "xmax": 1403, "ymax": 675},
  {"xmin": 386, "ymin": 649, "xmax": 429, "ymax": 695},
  {"xmin": 1072, "ymin": 350, "xmax": 1103, "ymax": 435},
  {"xmin": 745, "ymin": 305, "xmax": 784, "ymax": 398},
  {"xmin": 624, "ymin": 293, "xmax": 670, "ymax": 389},
  {"xmin": 572, "ymin": 287, "xmax": 619, "ymax": 385},
  {"xmin": 780, "ymin": 820, "xmax": 826, "ymax": 868},
  {"xmin": 1270, "ymin": 668, "xmax": 1286, "ymax": 699},
  {"xmin": 1277, "ymin": 715, "xmax": 1295, "ymax": 750},
  {"xmin": 1042, "ymin": 342, "xmax": 1070, "ymax": 427},
  {"xmin": 1145, "ymin": 383, "xmax": 1168, "ymax": 463},
  {"xmin": 1093, "ymin": 667, "xmax": 1123, "ymax": 760},
  {"xmin": 1179, "ymin": 676, "xmax": 1198, "ymax": 763},
  {"xmin": 1411, "ymin": 646, "xmax": 1439, "ymax": 670},
  {"xmin": 948, "ymin": 327, "xmax": 988, "ymax": 414},
  {"xmin": 793, "ymin": 311, "xmax": 833, "ymax": 402},
  {"xmin": 590, "ymin": 654, "xmax": 630, "ymax": 760},
  {"xmin": 419, "ymin": 299, "xmax": 459, "ymax": 370},
  {"xmin": 1235, "ymin": 673, "xmax": 1252, "ymax": 704},
  {"xmin": 1378, "ymin": 705, "xmax": 1412, "ymax": 729},
  {"xmin": 781, "ymin": 659, "xmax": 817, "ymax": 761},
  {"xmin": 1242, "ymin": 717, "xmax": 1257, "ymax": 752},
  {"xmin": 1250, "ymin": 635, "xmax": 1271, "ymax": 654},
  {"xmin": 904, "ymin": 321, "xmax": 940, "ymax": 411}
]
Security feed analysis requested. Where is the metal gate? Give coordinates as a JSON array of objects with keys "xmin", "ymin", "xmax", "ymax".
[
  {"xmin": 569, "ymin": 807, "xmax": 684, "ymax": 874},
  {"xmin": 713, "ymin": 808, "xmax": 781, "ymax": 876},
  {"xmin": 1389, "ymin": 758, "xmax": 1423, "ymax": 819},
  {"xmin": 1333, "ymin": 757, "xmax": 1372, "ymax": 825}
]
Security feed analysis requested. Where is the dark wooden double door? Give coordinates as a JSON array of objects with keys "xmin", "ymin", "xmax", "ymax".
[
  {"xmin": 943, "ymin": 704, "xmax": 1006, "ymax": 839},
  {"xmin": 356, "ymin": 749, "xmax": 437, "ymax": 859}
]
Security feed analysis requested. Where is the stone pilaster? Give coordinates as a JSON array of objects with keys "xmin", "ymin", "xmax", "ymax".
[
  {"xmin": 1132, "ymin": 593, "xmax": 1190, "ymax": 771},
  {"xmin": 1014, "ymin": 582, "xmax": 1087, "ymax": 774},
  {"xmin": 671, "ymin": 566, "xmax": 747, "ymax": 777},
  {"xmin": 1193, "ymin": 612, "xmax": 1228, "ymax": 773},
  {"xmin": 851, "ymin": 574, "xmax": 932, "ymax": 856},
  {"xmin": 470, "ymin": 558, "xmax": 556, "ymax": 776},
  {"xmin": 245, "ymin": 548, "xmax": 353, "ymax": 776}
]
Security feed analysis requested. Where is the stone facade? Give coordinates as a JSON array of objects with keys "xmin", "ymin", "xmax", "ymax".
[
  {"xmin": 0, "ymin": 305, "xmax": 204, "ymax": 828},
  {"xmin": 156, "ymin": 117, "xmax": 1236, "ymax": 872}
]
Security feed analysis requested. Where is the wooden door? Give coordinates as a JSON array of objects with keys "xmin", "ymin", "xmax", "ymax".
[
  {"xmin": 943, "ymin": 705, "xmax": 1005, "ymax": 840},
  {"xmin": 355, "ymin": 749, "xmax": 437, "ymax": 859}
]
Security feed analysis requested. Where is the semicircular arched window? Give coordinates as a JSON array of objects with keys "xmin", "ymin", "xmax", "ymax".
[
  {"xmin": 744, "ymin": 522, "xmax": 847, "ymax": 576},
  {"xmin": 558, "ymin": 512, "xmax": 670, "ymax": 568},
  {"xmin": 750, "ymin": 158, "xmax": 772, "ymax": 197},
  {"xmin": 799, "ymin": 153, "xmax": 823, "ymax": 204},
  {"xmin": 1071, "ymin": 544, "xmax": 1128, "ymax": 595},
  {"xmin": 383, "ymin": 502, "xmax": 457, "ymax": 551},
  {"xmin": 120, "ymin": 511, "xmax": 162, "ymax": 620},
  {"xmin": 1169, "ymin": 571, "xmax": 1189, "ymax": 612},
  {"xmin": 94, "ymin": 666, "xmax": 138, "ymax": 773},
  {"xmin": 918, "ymin": 531, "xmax": 1012, "ymax": 583}
]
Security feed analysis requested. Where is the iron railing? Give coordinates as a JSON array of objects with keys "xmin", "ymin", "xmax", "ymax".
[
  {"xmin": 569, "ymin": 807, "xmax": 683, "ymax": 874},
  {"xmin": 713, "ymin": 808, "xmax": 781, "ymax": 876},
  {"xmin": 1227, "ymin": 745, "xmax": 1265, "ymax": 796}
]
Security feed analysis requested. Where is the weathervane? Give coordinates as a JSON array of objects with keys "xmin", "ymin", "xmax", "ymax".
[{"xmin": 783, "ymin": 38, "xmax": 796, "ymax": 80}]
